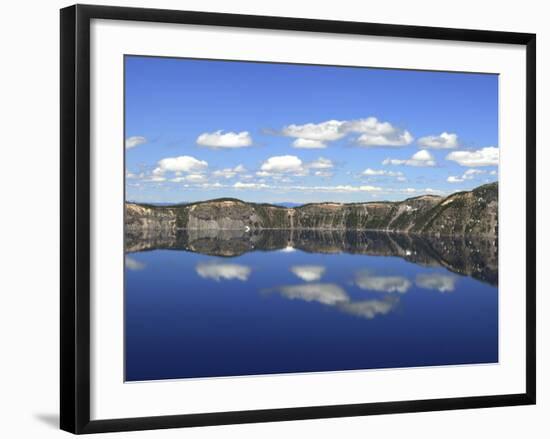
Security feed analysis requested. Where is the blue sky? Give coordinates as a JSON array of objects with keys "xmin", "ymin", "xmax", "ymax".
[{"xmin": 125, "ymin": 56, "xmax": 498, "ymax": 204}]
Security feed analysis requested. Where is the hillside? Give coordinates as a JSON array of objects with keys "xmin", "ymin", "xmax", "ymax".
[{"xmin": 126, "ymin": 182, "xmax": 498, "ymax": 238}]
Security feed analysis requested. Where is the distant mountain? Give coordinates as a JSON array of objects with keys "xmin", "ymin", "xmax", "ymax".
[
  {"xmin": 127, "ymin": 200, "xmax": 304, "ymax": 208},
  {"xmin": 273, "ymin": 202, "xmax": 303, "ymax": 208},
  {"xmin": 125, "ymin": 182, "xmax": 498, "ymax": 238}
]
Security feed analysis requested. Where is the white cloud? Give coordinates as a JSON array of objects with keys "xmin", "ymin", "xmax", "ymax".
[
  {"xmin": 196, "ymin": 130, "xmax": 253, "ymax": 148},
  {"xmin": 125, "ymin": 136, "xmax": 147, "ymax": 149},
  {"xmin": 171, "ymin": 174, "xmax": 207, "ymax": 183},
  {"xmin": 447, "ymin": 169, "xmax": 486, "ymax": 183},
  {"xmin": 394, "ymin": 187, "xmax": 443, "ymax": 195},
  {"xmin": 153, "ymin": 155, "xmax": 208, "ymax": 176},
  {"xmin": 291, "ymin": 184, "xmax": 381, "ymax": 193},
  {"xmin": 212, "ymin": 164, "xmax": 246, "ymax": 179},
  {"xmin": 314, "ymin": 170, "xmax": 333, "ymax": 178},
  {"xmin": 125, "ymin": 256, "xmax": 145, "ymax": 271},
  {"xmin": 259, "ymin": 156, "xmax": 334, "ymax": 179},
  {"xmin": 383, "ymin": 149, "xmax": 436, "ymax": 167},
  {"xmin": 199, "ymin": 182, "xmax": 225, "ymax": 189},
  {"xmin": 465, "ymin": 169, "xmax": 483, "ymax": 177},
  {"xmin": 424, "ymin": 188, "xmax": 442, "ymax": 194},
  {"xmin": 282, "ymin": 120, "xmax": 345, "ymax": 144},
  {"xmin": 342, "ymin": 117, "xmax": 414, "ymax": 147},
  {"xmin": 290, "ymin": 265, "xmax": 326, "ymax": 282},
  {"xmin": 277, "ymin": 283, "xmax": 349, "ymax": 305},
  {"xmin": 153, "ymin": 167, "xmax": 451, "ymax": 195},
  {"xmin": 259, "ymin": 155, "xmax": 306, "ymax": 176},
  {"xmin": 214, "ymin": 181, "xmax": 384, "ymax": 193},
  {"xmin": 418, "ymin": 132, "xmax": 459, "ymax": 149},
  {"xmin": 196, "ymin": 262, "xmax": 251, "ymax": 281},
  {"xmin": 184, "ymin": 180, "xmax": 443, "ymax": 195},
  {"xmin": 186, "ymin": 174, "xmax": 207, "ymax": 182},
  {"xmin": 146, "ymin": 175, "xmax": 166, "ymax": 183},
  {"xmin": 416, "ymin": 273, "xmax": 457, "ymax": 292},
  {"xmin": 126, "ymin": 170, "xmax": 144, "ymax": 179},
  {"xmin": 279, "ymin": 117, "xmax": 413, "ymax": 148},
  {"xmin": 362, "ymin": 168, "xmax": 404, "ymax": 177},
  {"xmin": 233, "ymin": 181, "xmax": 269, "ymax": 189},
  {"xmin": 292, "ymin": 138, "xmax": 327, "ymax": 149},
  {"xmin": 447, "ymin": 176, "xmax": 463, "ymax": 183},
  {"xmin": 446, "ymin": 146, "xmax": 499, "ymax": 167},
  {"xmin": 308, "ymin": 157, "xmax": 333, "ymax": 170},
  {"xmin": 354, "ymin": 270, "xmax": 412, "ymax": 293}
]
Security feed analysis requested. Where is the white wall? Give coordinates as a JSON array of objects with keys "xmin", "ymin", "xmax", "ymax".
[{"xmin": 0, "ymin": 0, "xmax": 546, "ymax": 437}]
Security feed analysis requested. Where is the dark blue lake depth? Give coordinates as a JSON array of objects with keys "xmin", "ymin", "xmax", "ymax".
[{"xmin": 125, "ymin": 230, "xmax": 498, "ymax": 381}]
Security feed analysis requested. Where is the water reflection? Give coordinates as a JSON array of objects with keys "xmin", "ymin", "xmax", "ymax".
[
  {"xmin": 268, "ymin": 282, "xmax": 401, "ymax": 320},
  {"xmin": 126, "ymin": 229, "xmax": 498, "ymax": 286},
  {"xmin": 195, "ymin": 261, "xmax": 252, "ymax": 282},
  {"xmin": 338, "ymin": 297, "xmax": 399, "ymax": 319},
  {"xmin": 274, "ymin": 283, "xmax": 348, "ymax": 305},
  {"xmin": 416, "ymin": 273, "xmax": 457, "ymax": 293},
  {"xmin": 290, "ymin": 265, "xmax": 326, "ymax": 282},
  {"xmin": 125, "ymin": 255, "xmax": 145, "ymax": 271},
  {"xmin": 125, "ymin": 229, "xmax": 498, "ymax": 380},
  {"xmin": 354, "ymin": 269, "xmax": 412, "ymax": 293}
]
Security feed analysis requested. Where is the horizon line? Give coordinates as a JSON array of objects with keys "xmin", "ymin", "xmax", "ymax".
[{"xmin": 126, "ymin": 181, "xmax": 498, "ymax": 208}]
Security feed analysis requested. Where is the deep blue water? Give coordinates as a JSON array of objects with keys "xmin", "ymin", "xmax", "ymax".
[{"xmin": 125, "ymin": 233, "xmax": 498, "ymax": 381}]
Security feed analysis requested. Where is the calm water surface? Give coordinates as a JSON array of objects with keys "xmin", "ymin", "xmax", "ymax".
[{"xmin": 125, "ymin": 230, "xmax": 498, "ymax": 381}]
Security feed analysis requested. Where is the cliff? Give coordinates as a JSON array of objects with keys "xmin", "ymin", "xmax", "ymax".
[{"xmin": 126, "ymin": 182, "xmax": 498, "ymax": 238}]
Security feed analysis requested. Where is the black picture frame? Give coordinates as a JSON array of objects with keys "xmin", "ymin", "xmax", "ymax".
[{"xmin": 60, "ymin": 4, "xmax": 536, "ymax": 434}]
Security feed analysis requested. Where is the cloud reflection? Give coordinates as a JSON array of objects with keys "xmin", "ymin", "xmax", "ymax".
[
  {"xmin": 125, "ymin": 256, "xmax": 145, "ymax": 271},
  {"xmin": 290, "ymin": 265, "xmax": 326, "ymax": 282},
  {"xmin": 196, "ymin": 262, "xmax": 252, "ymax": 281},
  {"xmin": 279, "ymin": 283, "xmax": 348, "ymax": 305},
  {"xmin": 416, "ymin": 273, "xmax": 457, "ymax": 292},
  {"xmin": 338, "ymin": 298, "xmax": 399, "ymax": 319},
  {"xmin": 272, "ymin": 282, "xmax": 399, "ymax": 319},
  {"xmin": 354, "ymin": 269, "xmax": 411, "ymax": 293}
]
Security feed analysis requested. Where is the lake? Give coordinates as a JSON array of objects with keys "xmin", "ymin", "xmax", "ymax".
[{"xmin": 125, "ymin": 230, "xmax": 498, "ymax": 381}]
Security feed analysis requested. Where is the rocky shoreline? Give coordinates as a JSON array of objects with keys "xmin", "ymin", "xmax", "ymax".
[{"xmin": 126, "ymin": 182, "xmax": 498, "ymax": 239}]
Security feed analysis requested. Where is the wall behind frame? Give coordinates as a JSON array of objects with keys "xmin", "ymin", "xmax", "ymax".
[{"xmin": 0, "ymin": 0, "xmax": 546, "ymax": 437}]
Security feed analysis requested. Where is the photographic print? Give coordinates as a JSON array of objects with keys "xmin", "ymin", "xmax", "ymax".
[{"xmin": 124, "ymin": 56, "xmax": 499, "ymax": 382}]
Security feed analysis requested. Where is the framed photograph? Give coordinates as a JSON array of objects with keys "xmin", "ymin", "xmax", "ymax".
[{"xmin": 60, "ymin": 4, "xmax": 536, "ymax": 434}]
